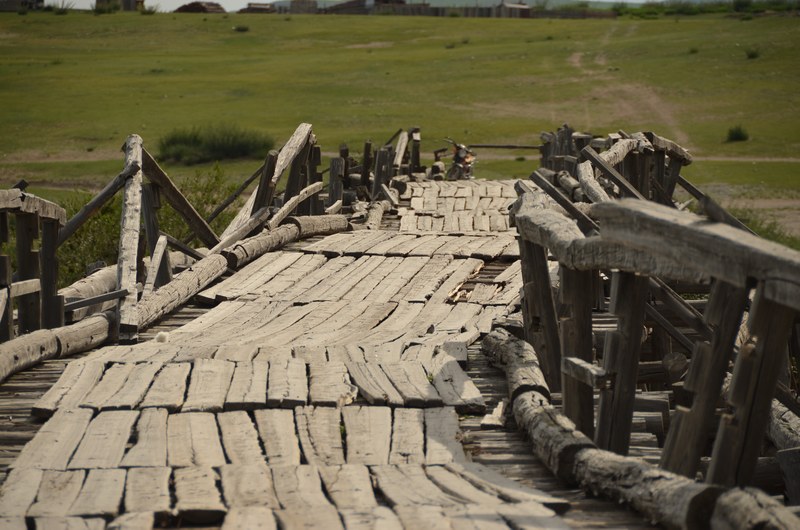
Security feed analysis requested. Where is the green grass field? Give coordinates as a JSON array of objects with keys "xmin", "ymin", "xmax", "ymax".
[{"xmin": 1, "ymin": 11, "xmax": 798, "ymax": 196}]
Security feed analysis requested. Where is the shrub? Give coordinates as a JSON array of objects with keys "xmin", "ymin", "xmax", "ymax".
[
  {"xmin": 92, "ymin": 0, "xmax": 120, "ymax": 14},
  {"xmin": 745, "ymin": 47, "xmax": 760, "ymax": 59},
  {"xmin": 688, "ymin": 47, "xmax": 699, "ymax": 54},
  {"xmin": 53, "ymin": 0, "xmax": 73, "ymax": 14},
  {"xmin": 726, "ymin": 125, "xmax": 749, "ymax": 142},
  {"xmin": 234, "ymin": 25, "xmax": 249, "ymax": 32},
  {"xmin": 157, "ymin": 123, "xmax": 274, "ymax": 165},
  {"xmin": 141, "ymin": 5, "xmax": 158, "ymax": 14}
]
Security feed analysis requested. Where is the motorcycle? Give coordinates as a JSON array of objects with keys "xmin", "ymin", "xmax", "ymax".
[{"xmin": 443, "ymin": 138, "xmax": 476, "ymax": 181}]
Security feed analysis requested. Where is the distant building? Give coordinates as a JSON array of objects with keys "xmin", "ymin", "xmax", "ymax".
[
  {"xmin": 290, "ymin": 0, "xmax": 317, "ymax": 13},
  {"xmin": 495, "ymin": 0, "xmax": 530, "ymax": 18},
  {"xmin": 238, "ymin": 2, "xmax": 277, "ymax": 12},
  {"xmin": 1, "ymin": 0, "xmax": 42, "ymax": 11},
  {"xmin": 175, "ymin": 1, "xmax": 226, "ymax": 12}
]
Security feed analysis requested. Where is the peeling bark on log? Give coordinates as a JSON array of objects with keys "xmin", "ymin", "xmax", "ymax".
[
  {"xmin": 768, "ymin": 401, "xmax": 800, "ymax": 451},
  {"xmin": 710, "ymin": 488, "xmax": 800, "ymax": 530},
  {"xmin": 481, "ymin": 328, "xmax": 550, "ymax": 402},
  {"xmin": 223, "ymin": 225, "xmax": 299, "ymax": 270},
  {"xmin": 284, "ymin": 215, "xmax": 350, "ymax": 239}
]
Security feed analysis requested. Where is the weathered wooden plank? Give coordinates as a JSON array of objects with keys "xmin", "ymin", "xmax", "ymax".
[
  {"xmin": 266, "ymin": 358, "xmax": 307, "ymax": 408},
  {"xmin": 308, "ymin": 361, "xmax": 357, "ymax": 407},
  {"xmin": 274, "ymin": 506, "xmax": 344, "ymax": 530},
  {"xmin": 425, "ymin": 407, "xmax": 466, "ymax": 465},
  {"xmin": 225, "ymin": 361, "xmax": 268, "ymax": 410},
  {"xmin": 173, "ymin": 466, "xmax": 226, "ymax": 523},
  {"xmin": 293, "ymin": 345, "xmax": 327, "ymax": 364},
  {"xmin": 250, "ymin": 254, "xmax": 328, "ymax": 300},
  {"xmin": 220, "ymin": 464, "xmax": 279, "ymax": 509},
  {"xmin": 270, "ymin": 465, "xmax": 332, "ymax": 508},
  {"xmin": 32, "ymin": 361, "xmax": 100, "ymax": 418},
  {"xmin": 182, "ymin": 359, "xmax": 235, "ymax": 412},
  {"xmin": 117, "ymin": 134, "xmax": 145, "ymax": 342},
  {"xmin": 346, "ymin": 361, "xmax": 404, "ymax": 407},
  {"xmin": 425, "ymin": 466, "xmax": 501, "ymax": 505},
  {"xmin": 392, "ymin": 505, "xmax": 451, "ymax": 530},
  {"xmin": 253, "ymin": 409, "xmax": 301, "ymax": 466},
  {"xmin": 277, "ymin": 256, "xmax": 355, "ymax": 300},
  {"xmin": 167, "ymin": 412, "xmax": 226, "ymax": 467},
  {"xmin": 120, "ymin": 408, "xmax": 167, "ymax": 467},
  {"xmin": 124, "ymin": 466, "xmax": 171, "ymax": 515},
  {"xmin": 318, "ymin": 464, "xmax": 378, "ymax": 511},
  {"xmin": 221, "ymin": 507, "xmax": 277, "ymax": 530},
  {"xmin": 140, "ymin": 363, "xmax": 190, "ymax": 411},
  {"xmin": 428, "ymin": 260, "xmax": 483, "ymax": 304},
  {"xmin": 32, "ymin": 517, "xmax": 105, "ymax": 530},
  {"xmin": 80, "ymin": 363, "xmax": 135, "ymax": 410},
  {"xmin": 391, "ymin": 255, "xmax": 453, "ymax": 301},
  {"xmin": 108, "ymin": 512, "xmax": 156, "ymax": 530},
  {"xmin": 295, "ymin": 406, "xmax": 345, "ymax": 465},
  {"xmin": 69, "ymin": 410, "xmax": 139, "ymax": 469},
  {"xmin": 0, "ymin": 468, "xmax": 43, "ymax": 516},
  {"xmin": 370, "ymin": 465, "xmax": 458, "ymax": 506},
  {"xmin": 342, "ymin": 406, "xmax": 391, "ymax": 465},
  {"xmin": 28, "ymin": 471, "xmax": 85, "ymax": 518},
  {"xmin": 340, "ymin": 507, "xmax": 403, "ymax": 530},
  {"xmin": 389, "ymin": 408, "xmax": 426, "ymax": 465},
  {"xmin": 380, "ymin": 362, "xmax": 442, "ymax": 408},
  {"xmin": 12, "ymin": 408, "xmax": 93, "ymax": 470},
  {"xmin": 68, "ymin": 468, "xmax": 126, "ymax": 517},
  {"xmin": 217, "ymin": 411, "xmax": 264, "ymax": 464},
  {"xmin": 102, "ymin": 362, "xmax": 162, "ymax": 410},
  {"xmin": 428, "ymin": 354, "xmax": 485, "ymax": 414}
]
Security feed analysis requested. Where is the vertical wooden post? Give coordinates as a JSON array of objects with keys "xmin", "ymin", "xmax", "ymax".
[
  {"xmin": 15, "ymin": 212, "xmax": 41, "ymax": 334},
  {"xmin": 308, "ymin": 145, "xmax": 323, "ymax": 215},
  {"xmin": 660, "ymin": 281, "xmax": 749, "ymax": 477},
  {"xmin": 663, "ymin": 158, "xmax": 683, "ymax": 202},
  {"xmin": 40, "ymin": 218, "xmax": 64, "ymax": 329},
  {"xmin": 0, "ymin": 212, "xmax": 12, "ymax": 340},
  {"xmin": 328, "ymin": 158, "xmax": 345, "ymax": 207},
  {"xmin": 283, "ymin": 140, "xmax": 312, "ymax": 208},
  {"xmin": 595, "ymin": 271, "xmax": 649, "ymax": 455},
  {"xmin": 141, "ymin": 183, "xmax": 171, "ymax": 289},
  {"xmin": 518, "ymin": 238, "xmax": 561, "ymax": 392},
  {"xmin": 360, "ymin": 141, "xmax": 373, "ymax": 188},
  {"xmin": 410, "ymin": 128, "xmax": 421, "ymax": 174},
  {"xmin": 371, "ymin": 147, "xmax": 392, "ymax": 201},
  {"xmin": 707, "ymin": 283, "xmax": 796, "ymax": 486},
  {"xmin": 560, "ymin": 266, "xmax": 595, "ymax": 437},
  {"xmin": 252, "ymin": 151, "xmax": 279, "ymax": 215},
  {"xmin": 117, "ymin": 134, "xmax": 145, "ymax": 343}
]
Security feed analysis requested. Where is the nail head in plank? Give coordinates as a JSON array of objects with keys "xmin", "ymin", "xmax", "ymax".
[
  {"xmin": 220, "ymin": 464, "xmax": 280, "ymax": 509},
  {"xmin": 120, "ymin": 408, "xmax": 167, "ymax": 467},
  {"xmin": 217, "ymin": 411, "xmax": 265, "ymax": 464},
  {"xmin": 167, "ymin": 412, "xmax": 226, "ymax": 467},
  {"xmin": 295, "ymin": 406, "xmax": 345, "ymax": 465},
  {"xmin": 12, "ymin": 408, "xmax": 94, "ymax": 470},
  {"xmin": 253, "ymin": 409, "xmax": 301, "ymax": 466},
  {"xmin": 69, "ymin": 410, "xmax": 139, "ymax": 469},
  {"xmin": 124, "ymin": 467, "xmax": 171, "ymax": 515}
]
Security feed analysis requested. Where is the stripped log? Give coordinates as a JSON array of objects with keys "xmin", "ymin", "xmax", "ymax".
[
  {"xmin": 768, "ymin": 401, "xmax": 800, "ymax": 451},
  {"xmin": 710, "ymin": 488, "xmax": 799, "ymax": 529},
  {"xmin": 0, "ymin": 329, "xmax": 58, "ymax": 384},
  {"xmin": 116, "ymin": 134, "xmax": 144, "ymax": 342},
  {"xmin": 352, "ymin": 200, "xmax": 391, "ymax": 231},
  {"xmin": 481, "ymin": 328, "xmax": 549, "ymax": 402}
]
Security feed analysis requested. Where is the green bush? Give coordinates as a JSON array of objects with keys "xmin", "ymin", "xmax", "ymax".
[
  {"xmin": 141, "ymin": 5, "xmax": 158, "ymax": 14},
  {"xmin": 688, "ymin": 47, "xmax": 699, "ymax": 54},
  {"xmin": 157, "ymin": 123, "xmax": 274, "ymax": 165},
  {"xmin": 233, "ymin": 25, "xmax": 249, "ymax": 32},
  {"xmin": 745, "ymin": 47, "xmax": 760, "ymax": 59},
  {"xmin": 92, "ymin": 0, "xmax": 120, "ymax": 14},
  {"xmin": 726, "ymin": 125, "xmax": 749, "ymax": 142}
]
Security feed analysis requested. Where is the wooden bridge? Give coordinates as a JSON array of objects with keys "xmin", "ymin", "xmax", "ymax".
[{"xmin": 0, "ymin": 124, "xmax": 798, "ymax": 529}]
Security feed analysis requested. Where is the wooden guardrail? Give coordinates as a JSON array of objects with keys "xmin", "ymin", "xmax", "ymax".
[{"xmin": 515, "ymin": 126, "xmax": 800, "ymax": 499}]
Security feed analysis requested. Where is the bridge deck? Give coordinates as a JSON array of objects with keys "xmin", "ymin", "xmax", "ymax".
[{"xmin": 0, "ymin": 180, "xmax": 657, "ymax": 529}]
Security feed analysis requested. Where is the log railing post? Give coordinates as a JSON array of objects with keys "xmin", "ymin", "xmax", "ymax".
[
  {"xmin": 252, "ymin": 151, "xmax": 279, "ymax": 215},
  {"xmin": 518, "ymin": 238, "xmax": 561, "ymax": 392},
  {"xmin": 141, "ymin": 183, "xmax": 171, "ymax": 290},
  {"xmin": 410, "ymin": 128, "xmax": 421, "ymax": 174},
  {"xmin": 116, "ymin": 134, "xmax": 144, "ymax": 343},
  {"xmin": 360, "ymin": 141, "xmax": 373, "ymax": 188},
  {"xmin": 595, "ymin": 271, "xmax": 649, "ymax": 454},
  {"xmin": 559, "ymin": 265, "xmax": 596, "ymax": 437},
  {"xmin": 707, "ymin": 282, "xmax": 797, "ymax": 486},
  {"xmin": 0, "ymin": 213, "xmax": 12, "ymax": 341},
  {"xmin": 328, "ymin": 158, "xmax": 345, "ymax": 208},
  {"xmin": 15, "ymin": 211, "xmax": 41, "ymax": 334},
  {"xmin": 661, "ymin": 280, "xmax": 750, "ymax": 478},
  {"xmin": 40, "ymin": 218, "xmax": 64, "ymax": 329}
]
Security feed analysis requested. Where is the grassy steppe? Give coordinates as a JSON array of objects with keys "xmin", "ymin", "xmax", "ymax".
[{"xmin": 0, "ymin": 11, "xmax": 798, "ymax": 192}]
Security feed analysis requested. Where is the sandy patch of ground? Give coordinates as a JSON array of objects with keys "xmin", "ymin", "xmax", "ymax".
[{"xmin": 2, "ymin": 147, "xmax": 121, "ymax": 164}]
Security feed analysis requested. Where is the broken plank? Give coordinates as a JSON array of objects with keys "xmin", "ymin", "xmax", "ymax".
[
  {"xmin": 381, "ymin": 362, "xmax": 442, "ymax": 407},
  {"xmin": 225, "ymin": 361, "xmax": 268, "ymax": 410},
  {"xmin": 79, "ymin": 363, "xmax": 135, "ymax": 410},
  {"xmin": 425, "ymin": 407, "xmax": 466, "ymax": 465},
  {"xmin": 120, "ymin": 408, "xmax": 167, "ymax": 467},
  {"xmin": 429, "ymin": 354, "xmax": 485, "ymax": 414},
  {"xmin": 124, "ymin": 466, "xmax": 171, "ymax": 515},
  {"xmin": 346, "ymin": 361, "xmax": 404, "ymax": 407},
  {"xmin": 32, "ymin": 361, "xmax": 103, "ymax": 418},
  {"xmin": 342, "ymin": 406, "xmax": 392, "ymax": 465},
  {"xmin": 308, "ymin": 361, "xmax": 357, "ymax": 407},
  {"xmin": 167, "ymin": 412, "xmax": 226, "ymax": 467},
  {"xmin": 253, "ymin": 409, "xmax": 301, "ymax": 466},
  {"xmin": 220, "ymin": 464, "xmax": 279, "ymax": 509},
  {"xmin": 295, "ymin": 406, "xmax": 345, "ymax": 465},
  {"xmin": 69, "ymin": 410, "xmax": 139, "ymax": 469},
  {"xmin": 140, "ymin": 362, "xmax": 190, "ymax": 412},
  {"xmin": 182, "ymin": 359, "xmax": 235, "ymax": 412},
  {"xmin": 266, "ymin": 358, "xmax": 307, "ymax": 408},
  {"xmin": 102, "ymin": 362, "xmax": 162, "ymax": 410}
]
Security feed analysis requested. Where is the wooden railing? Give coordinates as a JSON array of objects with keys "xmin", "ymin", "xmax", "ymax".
[{"xmin": 515, "ymin": 126, "xmax": 800, "ymax": 491}]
